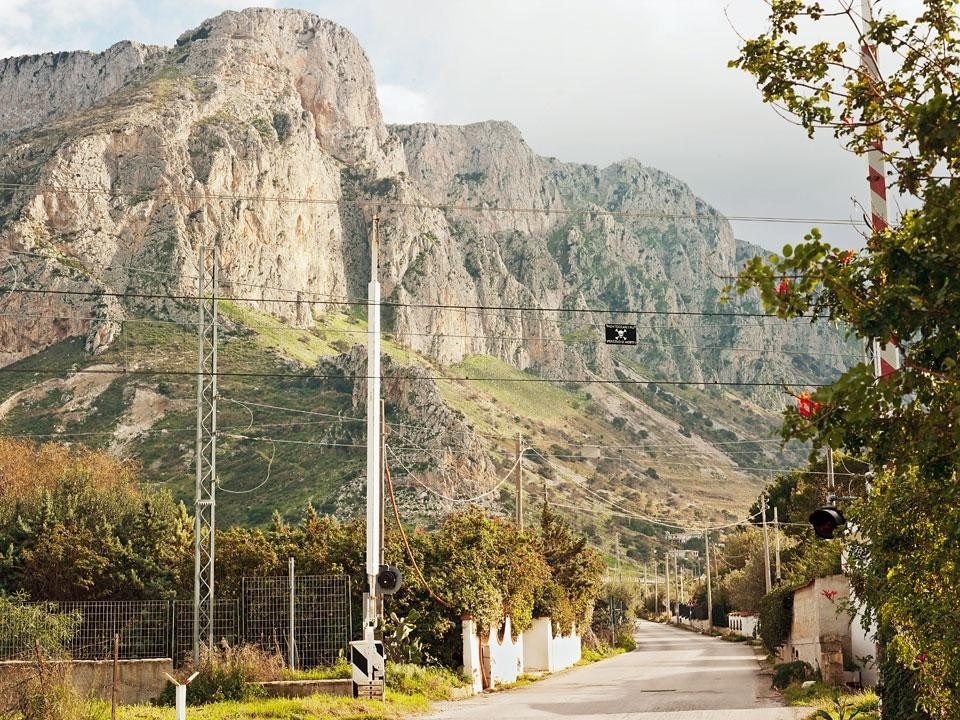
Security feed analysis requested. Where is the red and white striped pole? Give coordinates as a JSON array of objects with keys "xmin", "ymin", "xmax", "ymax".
[
  {"xmin": 860, "ymin": 0, "xmax": 888, "ymax": 236},
  {"xmin": 860, "ymin": 0, "xmax": 901, "ymax": 376}
]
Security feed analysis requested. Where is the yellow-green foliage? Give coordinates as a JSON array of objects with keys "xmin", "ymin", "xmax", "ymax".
[
  {"xmin": 219, "ymin": 301, "xmax": 341, "ymax": 365},
  {"xmin": 385, "ymin": 663, "xmax": 469, "ymax": 700},
  {"xmin": 219, "ymin": 302, "xmax": 417, "ymax": 366},
  {"xmin": 783, "ymin": 682, "xmax": 879, "ymax": 720},
  {"xmin": 450, "ymin": 355, "xmax": 582, "ymax": 425},
  {"xmin": 114, "ymin": 690, "xmax": 429, "ymax": 719}
]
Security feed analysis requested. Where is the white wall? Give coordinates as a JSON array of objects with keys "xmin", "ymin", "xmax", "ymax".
[
  {"xmin": 463, "ymin": 615, "xmax": 582, "ymax": 689},
  {"xmin": 549, "ymin": 623, "xmax": 581, "ymax": 671},
  {"xmin": 850, "ymin": 601, "xmax": 879, "ymax": 688},
  {"xmin": 485, "ymin": 616, "xmax": 522, "ymax": 686},
  {"xmin": 522, "ymin": 617, "xmax": 552, "ymax": 672},
  {"xmin": 461, "ymin": 617, "xmax": 483, "ymax": 692},
  {"xmin": 728, "ymin": 614, "xmax": 758, "ymax": 638}
]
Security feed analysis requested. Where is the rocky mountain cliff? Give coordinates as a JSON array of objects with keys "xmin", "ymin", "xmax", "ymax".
[{"xmin": 0, "ymin": 9, "xmax": 850, "ymax": 541}]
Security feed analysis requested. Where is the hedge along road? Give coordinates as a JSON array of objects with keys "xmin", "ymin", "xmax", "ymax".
[{"xmin": 420, "ymin": 620, "xmax": 808, "ymax": 720}]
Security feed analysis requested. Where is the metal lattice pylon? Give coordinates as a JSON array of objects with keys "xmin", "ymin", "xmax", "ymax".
[{"xmin": 193, "ymin": 245, "xmax": 218, "ymax": 664}]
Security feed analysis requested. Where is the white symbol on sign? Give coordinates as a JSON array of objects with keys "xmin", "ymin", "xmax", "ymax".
[{"xmin": 615, "ymin": 328, "xmax": 627, "ymax": 341}]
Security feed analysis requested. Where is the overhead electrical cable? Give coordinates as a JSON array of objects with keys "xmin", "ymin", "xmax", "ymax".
[
  {"xmin": 0, "ymin": 180, "xmax": 861, "ymax": 225},
  {"xmin": 386, "ymin": 444, "xmax": 519, "ymax": 504},
  {"xmin": 0, "ymin": 364, "xmax": 833, "ymax": 387},
  {"xmin": 0, "ymin": 283, "xmax": 821, "ymax": 320},
  {"xmin": 383, "ymin": 460, "xmax": 450, "ymax": 607}
]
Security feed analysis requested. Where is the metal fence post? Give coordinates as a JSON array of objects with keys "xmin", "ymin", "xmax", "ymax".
[{"xmin": 288, "ymin": 557, "xmax": 295, "ymax": 670}]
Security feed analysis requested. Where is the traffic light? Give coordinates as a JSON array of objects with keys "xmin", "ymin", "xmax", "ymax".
[
  {"xmin": 376, "ymin": 565, "xmax": 402, "ymax": 595},
  {"xmin": 809, "ymin": 506, "xmax": 846, "ymax": 539}
]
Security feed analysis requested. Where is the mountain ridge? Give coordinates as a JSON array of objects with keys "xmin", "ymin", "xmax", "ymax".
[{"xmin": 0, "ymin": 8, "xmax": 847, "ymax": 558}]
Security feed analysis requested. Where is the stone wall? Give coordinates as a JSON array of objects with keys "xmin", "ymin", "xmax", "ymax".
[
  {"xmin": 783, "ymin": 574, "xmax": 852, "ymax": 685},
  {"xmin": 0, "ymin": 658, "xmax": 172, "ymax": 705}
]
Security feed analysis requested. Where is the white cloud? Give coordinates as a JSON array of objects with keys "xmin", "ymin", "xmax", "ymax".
[
  {"xmin": 0, "ymin": 0, "xmax": 33, "ymax": 57},
  {"xmin": 377, "ymin": 84, "xmax": 436, "ymax": 125}
]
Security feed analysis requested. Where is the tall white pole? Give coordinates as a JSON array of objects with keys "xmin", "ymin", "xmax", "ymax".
[
  {"xmin": 761, "ymin": 494, "xmax": 772, "ymax": 594},
  {"xmin": 774, "ymin": 506, "xmax": 782, "ymax": 584},
  {"xmin": 705, "ymin": 530, "xmax": 713, "ymax": 631},
  {"xmin": 364, "ymin": 216, "xmax": 382, "ymax": 642},
  {"xmin": 664, "ymin": 553, "xmax": 671, "ymax": 621}
]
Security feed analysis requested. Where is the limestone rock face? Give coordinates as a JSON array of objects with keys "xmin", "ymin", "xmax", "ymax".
[
  {"xmin": 0, "ymin": 42, "xmax": 165, "ymax": 134},
  {"xmin": 0, "ymin": 7, "xmax": 848, "ymax": 398}
]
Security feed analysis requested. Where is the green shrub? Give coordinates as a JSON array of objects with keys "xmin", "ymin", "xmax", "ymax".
[
  {"xmin": 281, "ymin": 655, "xmax": 350, "ymax": 680},
  {"xmin": 385, "ymin": 663, "xmax": 468, "ymax": 700},
  {"xmin": 156, "ymin": 644, "xmax": 284, "ymax": 705},
  {"xmin": 615, "ymin": 628, "xmax": 636, "ymax": 651},
  {"xmin": 759, "ymin": 585, "xmax": 794, "ymax": 653},
  {"xmin": 772, "ymin": 660, "xmax": 814, "ymax": 690}
]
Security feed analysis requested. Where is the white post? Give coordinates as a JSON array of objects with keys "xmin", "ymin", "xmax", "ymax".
[
  {"xmin": 365, "ymin": 216, "xmax": 382, "ymax": 642},
  {"xmin": 774, "ymin": 506, "xmax": 782, "ymax": 584},
  {"xmin": 288, "ymin": 557, "xmax": 296, "ymax": 670},
  {"xmin": 761, "ymin": 494, "xmax": 772, "ymax": 594},
  {"xmin": 664, "ymin": 554, "xmax": 671, "ymax": 621},
  {"xmin": 705, "ymin": 531, "xmax": 713, "ymax": 631},
  {"xmin": 175, "ymin": 685, "xmax": 186, "ymax": 720}
]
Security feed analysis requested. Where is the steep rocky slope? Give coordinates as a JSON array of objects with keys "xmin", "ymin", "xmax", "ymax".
[{"xmin": 0, "ymin": 9, "xmax": 848, "ymax": 549}]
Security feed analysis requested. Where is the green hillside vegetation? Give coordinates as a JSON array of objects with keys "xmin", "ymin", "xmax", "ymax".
[{"xmin": 0, "ymin": 305, "xmax": 801, "ymax": 573}]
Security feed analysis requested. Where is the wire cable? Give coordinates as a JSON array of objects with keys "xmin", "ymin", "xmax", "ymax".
[
  {"xmin": 0, "ymin": 364, "xmax": 832, "ymax": 387},
  {"xmin": 384, "ymin": 460, "xmax": 450, "ymax": 607},
  {"xmin": 0, "ymin": 180, "xmax": 861, "ymax": 225},
  {"xmin": 386, "ymin": 444, "xmax": 518, "ymax": 504}
]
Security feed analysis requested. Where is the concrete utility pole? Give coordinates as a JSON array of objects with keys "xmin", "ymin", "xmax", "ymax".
[
  {"xmin": 380, "ymin": 399, "xmax": 387, "ymax": 568},
  {"xmin": 363, "ymin": 216, "xmax": 382, "ymax": 642},
  {"xmin": 193, "ymin": 244, "xmax": 218, "ymax": 664},
  {"xmin": 653, "ymin": 561, "xmax": 659, "ymax": 614},
  {"xmin": 515, "ymin": 433, "xmax": 524, "ymax": 530},
  {"xmin": 616, "ymin": 533, "xmax": 622, "ymax": 582},
  {"xmin": 674, "ymin": 551, "xmax": 680, "ymax": 612},
  {"xmin": 664, "ymin": 553, "xmax": 671, "ymax": 621},
  {"xmin": 679, "ymin": 560, "xmax": 685, "ymax": 606},
  {"xmin": 774, "ymin": 506, "xmax": 782, "ymax": 584},
  {"xmin": 761, "ymin": 494, "xmax": 772, "ymax": 594},
  {"xmin": 705, "ymin": 530, "xmax": 713, "ymax": 631}
]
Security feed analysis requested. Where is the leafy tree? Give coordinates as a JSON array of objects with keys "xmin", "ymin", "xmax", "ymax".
[
  {"xmin": 731, "ymin": 1, "xmax": 960, "ymax": 714},
  {"xmin": 534, "ymin": 505, "xmax": 606, "ymax": 634},
  {"xmin": 718, "ymin": 527, "xmax": 771, "ymax": 613},
  {"xmin": 0, "ymin": 439, "xmax": 191, "ymax": 600}
]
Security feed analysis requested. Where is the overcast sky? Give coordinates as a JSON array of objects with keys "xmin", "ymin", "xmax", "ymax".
[{"xmin": 0, "ymin": 0, "xmax": 924, "ymax": 250}]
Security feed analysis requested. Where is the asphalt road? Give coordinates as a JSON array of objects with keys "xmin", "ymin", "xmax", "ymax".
[{"xmin": 420, "ymin": 620, "xmax": 809, "ymax": 720}]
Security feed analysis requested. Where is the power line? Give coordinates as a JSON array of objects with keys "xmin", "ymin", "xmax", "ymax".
[
  {"xmin": 3, "ymin": 250, "xmax": 842, "ymax": 331},
  {"xmin": 0, "ymin": 283, "xmax": 815, "ymax": 320},
  {"xmin": 386, "ymin": 444, "xmax": 517, "ymax": 504},
  {"xmin": 0, "ymin": 363, "xmax": 829, "ymax": 387},
  {"xmin": 0, "ymin": 180, "xmax": 861, "ymax": 225}
]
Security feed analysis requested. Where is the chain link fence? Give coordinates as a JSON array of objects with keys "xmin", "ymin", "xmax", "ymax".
[
  {"xmin": 171, "ymin": 599, "xmax": 240, "ymax": 667},
  {"xmin": 242, "ymin": 574, "xmax": 352, "ymax": 668},
  {"xmin": 0, "ymin": 574, "xmax": 352, "ymax": 668},
  {"xmin": 0, "ymin": 601, "xmax": 169, "ymax": 661}
]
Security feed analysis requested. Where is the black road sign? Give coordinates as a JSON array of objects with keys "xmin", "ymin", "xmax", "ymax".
[{"xmin": 604, "ymin": 324, "xmax": 637, "ymax": 345}]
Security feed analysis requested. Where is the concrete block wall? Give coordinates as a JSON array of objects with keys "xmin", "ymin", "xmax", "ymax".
[
  {"xmin": 728, "ymin": 613, "xmax": 759, "ymax": 638},
  {"xmin": 485, "ymin": 616, "xmax": 522, "ymax": 686},
  {"xmin": 0, "ymin": 658, "xmax": 172, "ymax": 705},
  {"xmin": 463, "ymin": 615, "xmax": 582, "ymax": 689}
]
